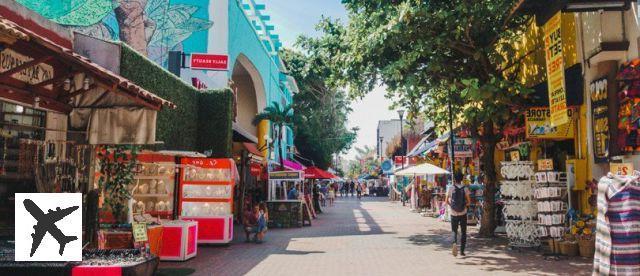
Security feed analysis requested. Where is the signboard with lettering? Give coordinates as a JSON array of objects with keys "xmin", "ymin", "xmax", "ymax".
[
  {"xmin": 269, "ymin": 171, "xmax": 304, "ymax": 180},
  {"xmin": 544, "ymin": 12, "xmax": 569, "ymax": 127},
  {"xmin": 250, "ymin": 163, "xmax": 262, "ymax": 176},
  {"xmin": 538, "ymin": 159, "xmax": 554, "ymax": 171},
  {"xmin": 610, "ymin": 163, "xmax": 633, "ymax": 176},
  {"xmin": 394, "ymin": 156, "xmax": 405, "ymax": 167},
  {"xmin": 0, "ymin": 49, "xmax": 54, "ymax": 87},
  {"xmin": 190, "ymin": 53, "xmax": 229, "ymax": 70},
  {"xmin": 132, "ymin": 222, "xmax": 148, "ymax": 243},
  {"xmin": 525, "ymin": 107, "xmax": 575, "ymax": 139},
  {"xmin": 453, "ymin": 138, "xmax": 473, "ymax": 158},
  {"xmin": 590, "ymin": 78, "xmax": 609, "ymax": 163}
]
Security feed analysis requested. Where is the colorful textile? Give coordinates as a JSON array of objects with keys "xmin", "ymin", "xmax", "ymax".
[{"xmin": 593, "ymin": 174, "xmax": 640, "ymax": 276}]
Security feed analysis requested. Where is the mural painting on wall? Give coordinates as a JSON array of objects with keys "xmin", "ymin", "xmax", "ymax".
[{"xmin": 17, "ymin": 0, "xmax": 213, "ymax": 66}]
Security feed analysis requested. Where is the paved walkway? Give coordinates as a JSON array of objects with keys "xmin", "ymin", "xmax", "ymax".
[{"xmin": 158, "ymin": 196, "xmax": 592, "ymax": 276}]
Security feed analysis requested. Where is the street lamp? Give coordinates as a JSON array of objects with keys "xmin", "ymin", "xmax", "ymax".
[
  {"xmin": 397, "ymin": 109, "xmax": 406, "ymax": 206},
  {"xmin": 379, "ymin": 136, "xmax": 384, "ymax": 158}
]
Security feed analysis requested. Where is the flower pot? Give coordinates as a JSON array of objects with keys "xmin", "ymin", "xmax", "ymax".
[
  {"xmin": 560, "ymin": 241, "xmax": 579, "ymax": 256},
  {"xmin": 578, "ymin": 239, "xmax": 595, "ymax": 258}
]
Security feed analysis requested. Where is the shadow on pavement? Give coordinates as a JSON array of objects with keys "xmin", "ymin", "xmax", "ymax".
[
  {"xmin": 399, "ymin": 220, "xmax": 592, "ymax": 275},
  {"xmin": 159, "ymin": 196, "xmax": 391, "ymax": 275}
]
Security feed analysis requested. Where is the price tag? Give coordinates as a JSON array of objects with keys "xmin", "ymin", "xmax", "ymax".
[
  {"xmin": 132, "ymin": 222, "xmax": 148, "ymax": 243},
  {"xmin": 510, "ymin": 151, "xmax": 520, "ymax": 161},
  {"xmin": 538, "ymin": 159, "xmax": 554, "ymax": 171},
  {"xmin": 610, "ymin": 163, "xmax": 634, "ymax": 176}
]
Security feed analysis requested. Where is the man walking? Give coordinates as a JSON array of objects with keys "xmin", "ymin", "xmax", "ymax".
[{"xmin": 445, "ymin": 172, "xmax": 471, "ymax": 257}]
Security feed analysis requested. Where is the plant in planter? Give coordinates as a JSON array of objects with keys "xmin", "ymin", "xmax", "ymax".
[
  {"xmin": 97, "ymin": 145, "xmax": 139, "ymax": 225},
  {"xmin": 572, "ymin": 217, "xmax": 596, "ymax": 258}
]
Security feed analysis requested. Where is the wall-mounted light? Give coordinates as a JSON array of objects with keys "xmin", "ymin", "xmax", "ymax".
[
  {"xmin": 83, "ymin": 77, "xmax": 91, "ymax": 90},
  {"xmin": 63, "ymin": 78, "xmax": 71, "ymax": 91},
  {"xmin": 564, "ymin": 0, "xmax": 631, "ymax": 12},
  {"xmin": 15, "ymin": 105, "xmax": 24, "ymax": 113}
]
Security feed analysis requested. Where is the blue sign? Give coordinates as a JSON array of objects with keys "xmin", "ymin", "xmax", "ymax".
[{"xmin": 381, "ymin": 160, "xmax": 393, "ymax": 174}]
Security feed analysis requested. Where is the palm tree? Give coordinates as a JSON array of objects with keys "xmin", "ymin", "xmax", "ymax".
[{"xmin": 253, "ymin": 102, "xmax": 294, "ymax": 170}]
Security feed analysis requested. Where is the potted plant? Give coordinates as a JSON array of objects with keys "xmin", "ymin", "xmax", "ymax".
[
  {"xmin": 572, "ymin": 218, "xmax": 595, "ymax": 258},
  {"xmin": 96, "ymin": 145, "xmax": 139, "ymax": 249}
]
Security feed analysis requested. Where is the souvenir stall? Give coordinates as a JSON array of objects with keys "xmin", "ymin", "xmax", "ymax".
[
  {"xmin": 267, "ymin": 171, "xmax": 311, "ymax": 228},
  {"xmin": 128, "ymin": 151, "xmax": 202, "ymax": 261},
  {"xmin": 0, "ymin": 14, "xmax": 174, "ymax": 275},
  {"xmin": 395, "ymin": 163, "xmax": 450, "ymax": 214},
  {"xmin": 178, "ymin": 157, "xmax": 237, "ymax": 244},
  {"xmin": 304, "ymin": 166, "xmax": 335, "ymax": 217}
]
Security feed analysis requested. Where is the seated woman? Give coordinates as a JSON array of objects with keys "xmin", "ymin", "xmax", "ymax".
[{"xmin": 243, "ymin": 205, "xmax": 259, "ymax": 242}]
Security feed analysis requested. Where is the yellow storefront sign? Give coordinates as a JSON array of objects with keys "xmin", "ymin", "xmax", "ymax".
[
  {"xmin": 525, "ymin": 107, "xmax": 575, "ymax": 139},
  {"xmin": 610, "ymin": 163, "xmax": 634, "ymax": 176},
  {"xmin": 544, "ymin": 12, "xmax": 569, "ymax": 127}
]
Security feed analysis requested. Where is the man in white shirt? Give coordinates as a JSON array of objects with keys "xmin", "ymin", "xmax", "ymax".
[{"xmin": 445, "ymin": 172, "xmax": 471, "ymax": 257}]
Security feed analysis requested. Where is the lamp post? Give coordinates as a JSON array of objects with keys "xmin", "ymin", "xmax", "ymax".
[
  {"xmin": 379, "ymin": 136, "xmax": 384, "ymax": 158},
  {"xmin": 397, "ymin": 109, "xmax": 406, "ymax": 206}
]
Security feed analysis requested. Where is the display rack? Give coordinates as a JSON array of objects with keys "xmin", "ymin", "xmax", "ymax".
[
  {"xmin": 500, "ymin": 161, "xmax": 540, "ymax": 248},
  {"xmin": 178, "ymin": 158, "xmax": 237, "ymax": 244},
  {"xmin": 534, "ymin": 171, "xmax": 568, "ymax": 239},
  {"xmin": 131, "ymin": 153, "xmax": 177, "ymax": 220}
]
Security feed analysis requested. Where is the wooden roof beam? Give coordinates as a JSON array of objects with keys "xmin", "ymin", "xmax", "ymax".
[{"xmin": 0, "ymin": 55, "xmax": 53, "ymax": 80}]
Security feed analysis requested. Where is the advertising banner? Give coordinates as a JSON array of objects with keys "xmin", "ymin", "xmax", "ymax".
[
  {"xmin": 453, "ymin": 138, "xmax": 473, "ymax": 158},
  {"xmin": 544, "ymin": 12, "xmax": 569, "ymax": 127},
  {"xmin": 590, "ymin": 78, "xmax": 609, "ymax": 163},
  {"xmin": 525, "ymin": 107, "xmax": 575, "ymax": 139}
]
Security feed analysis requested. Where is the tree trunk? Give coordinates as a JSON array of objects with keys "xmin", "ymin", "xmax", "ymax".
[
  {"xmin": 279, "ymin": 125, "xmax": 285, "ymax": 171},
  {"xmin": 478, "ymin": 122, "xmax": 499, "ymax": 237},
  {"xmin": 115, "ymin": 0, "xmax": 148, "ymax": 56}
]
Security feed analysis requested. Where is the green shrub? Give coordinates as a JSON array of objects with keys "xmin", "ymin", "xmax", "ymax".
[{"xmin": 119, "ymin": 44, "xmax": 233, "ymax": 157}]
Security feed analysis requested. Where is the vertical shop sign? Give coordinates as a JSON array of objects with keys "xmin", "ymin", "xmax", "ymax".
[
  {"xmin": 544, "ymin": 12, "xmax": 569, "ymax": 127},
  {"xmin": 453, "ymin": 138, "xmax": 473, "ymax": 158},
  {"xmin": 590, "ymin": 78, "xmax": 609, "ymax": 163}
]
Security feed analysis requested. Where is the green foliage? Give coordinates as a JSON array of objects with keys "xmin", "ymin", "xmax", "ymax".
[
  {"xmin": 329, "ymin": 0, "xmax": 535, "ymax": 236},
  {"xmin": 17, "ymin": 0, "xmax": 117, "ymax": 26},
  {"xmin": 97, "ymin": 145, "xmax": 139, "ymax": 224},
  {"xmin": 119, "ymin": 44, "xmax": 233, "ymax": 156},
  {"xmin": 281, "ymin": 44, "xmax": 357, "ymax": 169},
  {"xmin": 198, "ymin": 90, "xmax": 234, "ymax": 157}
]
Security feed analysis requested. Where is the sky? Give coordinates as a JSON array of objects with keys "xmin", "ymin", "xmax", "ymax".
[{"xmin": 261, "ymin": 0, "xmax": 400, "ymax": 161}]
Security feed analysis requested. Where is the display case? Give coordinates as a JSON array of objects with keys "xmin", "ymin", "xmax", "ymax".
[
  {"xmin": 178, "ymin": 158, "xmax": 237, "ymax": 244},
  {"xmin": 130, "ymin": 153, "xmax": 177, "ymax": 220}
]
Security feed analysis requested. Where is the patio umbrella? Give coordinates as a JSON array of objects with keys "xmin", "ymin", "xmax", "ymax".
[{"xmin": 395, "ymin": 163, "xmax": 450, "ymax": 176}]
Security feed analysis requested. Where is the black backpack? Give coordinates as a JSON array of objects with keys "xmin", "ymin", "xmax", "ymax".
[{"xmin": 450, "ymin": 185, "xmax": 467, "ymax": 212}]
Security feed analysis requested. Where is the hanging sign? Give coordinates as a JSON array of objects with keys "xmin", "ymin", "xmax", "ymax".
[
  {"xmin": 525, "ymin": 107, "xmax": 575, "ymax": 139},
  {"xmin": 250, "ymin": 163, "xmax": 262, "ymax": 176},
  {"xmin": 538, "ymin": 159, "xmax": 554, "ymax": 171},
  {"xmin": 190, "ymin": 53, "xmax": 229, "ymax": 70},
  {"xmin": 544, "ymin": 12, "xmax": 569, "ymax": 127},
  {"xmin": 0, "ymin": 48, "xmax": 54, "ymax": 86},
  {"xmin": 510, "ymin": 150, "xmax": 520, "ymax": 161},
  {"xmin": 453, "ymin": 138, "xmax": 473, "ymax": 158},
  {"xmin": 132, "ymin": 222, "xmax": 148, "ymax": 243},
  {"xmin": 610, "ymin": 163, "xmax": 633, "ymax": 176},
  {"xmin": 394, "ymin": 156, "xmax": 405, "ymax": 166},
  {"xmin": 381, "ymin": 159, "xmax": 393, "ymax": 174},
  {"xmin": 590, "ymin": 78, "xmax": 609, "ymax": 163}
]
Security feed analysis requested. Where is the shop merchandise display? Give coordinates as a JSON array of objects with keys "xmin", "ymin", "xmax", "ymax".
[
  {"xmin": 500, "ymin": 161, "xmax": 540, "ymax": 247},
  {"xmin": 593, "ymin": 174, "xmax": 640, "ymax": 275},
  {"xmin": 534, "ymin": 171, "xmax": 568, "ymax": 239},
  {"xmin": 179, "ymin": 158, "xmax": 236, "ymax": 244},
  {"xmin": 131, "ymin": 161, "xmax": 176, "ymax": 219}
]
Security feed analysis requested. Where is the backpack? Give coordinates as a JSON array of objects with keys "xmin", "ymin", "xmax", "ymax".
[{"xmin": 450, "ymin": 185, "xmax": 467, "ymax": 212}]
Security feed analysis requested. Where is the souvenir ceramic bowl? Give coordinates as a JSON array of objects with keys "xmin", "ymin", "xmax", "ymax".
[
  {"xmin": 136, "ymin": 201, "xmax": 145, "ymax": 213},
  {"xmin": 156, "ymin": 201, "xmax": 166, "ymax": 212},
  {"xmin": 146, "ymin": 201, "xmax": 155, "ymax": 212},
  {"xmin": 138, "ymin": 184, "xmax": 149, "ymax": 194},
  {"xmin": 158, "ymin": 166, "xmax": 167, "ymax": 175},
  {"xmin": 157, "ymin": 180, "xmax": 166, "ymax": 194}
]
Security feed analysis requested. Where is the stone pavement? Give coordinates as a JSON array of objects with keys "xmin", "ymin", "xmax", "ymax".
[{"xmin": 158, "ymin": 196, "xmax": 592, "ymax": 276}]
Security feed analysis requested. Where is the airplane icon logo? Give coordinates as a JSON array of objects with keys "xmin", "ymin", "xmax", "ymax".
[
  {"xmin": 15, "ymin": 193, "xmax": 82, "ymax": 261},
  {"xmin": 23, "ymin": 199, "xmax": 79, "ymax": 257}
]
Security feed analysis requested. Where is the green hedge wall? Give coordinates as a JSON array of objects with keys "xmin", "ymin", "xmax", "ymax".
[
  {"xmin": 197, "ymin": 90, "xmax": 234, "ymax": 157},
  {"xmin": 119, "ymin": 44, "xmax": 233, "ymax": 157}
]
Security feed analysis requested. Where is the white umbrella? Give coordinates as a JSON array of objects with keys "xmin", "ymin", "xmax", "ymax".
[{"xmin": 395, "ymin": 163, "xmax": 450, "ymax": 176}]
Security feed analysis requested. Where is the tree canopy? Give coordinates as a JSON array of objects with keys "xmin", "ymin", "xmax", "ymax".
[
  {"xmin": 323, "ymin": 0, "xmax": 535, "ymax": 236},
  {"xmin": 281, "ymin": 30, "xmax": 358, "ymax": 170}
]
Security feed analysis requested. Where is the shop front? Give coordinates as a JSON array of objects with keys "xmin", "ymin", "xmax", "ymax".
[{"xmin": 0, "ymin": 14, "xmax": 176, "ymax": 274}]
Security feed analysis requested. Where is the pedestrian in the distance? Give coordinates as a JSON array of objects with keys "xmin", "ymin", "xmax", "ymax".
[
  {"xmin": 445, "ymin": 171, "xmax": 471, "ymax": 257},
  {"xmin": 356, "ymin": 183, "xmax": 362, "ymax": 200},
  {"xmin": 328, "ymin": 185, "xmax": 336, "ymax": 207}
]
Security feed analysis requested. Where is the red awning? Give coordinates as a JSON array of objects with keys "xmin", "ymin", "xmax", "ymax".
[
  {"xmin": 304, "ymin": 166, "xmax": 335, "ymax": 179},
  {"xmin": 243, "ymin": 142, "xmax": 263, "ymax": 158}
]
